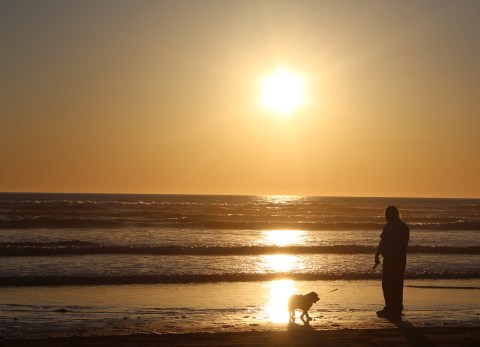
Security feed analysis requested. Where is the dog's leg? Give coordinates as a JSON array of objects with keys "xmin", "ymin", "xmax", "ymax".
[{"xmin": 289, "ymin": 310, "xmax": 295, "ymax": 323}]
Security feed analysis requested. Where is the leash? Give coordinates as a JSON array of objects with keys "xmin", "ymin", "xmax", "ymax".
[
  {"xmin": 319, "ymin": 263, "xmax": 380, "ymax": 296},
  {"xmin": 320, "ymin": 282, "xmax": 349, "ymax": 296}
]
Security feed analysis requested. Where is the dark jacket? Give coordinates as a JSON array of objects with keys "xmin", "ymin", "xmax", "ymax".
[{"xmin": 379, "ymin": 220, "xmax": 409, "ymax": 259}]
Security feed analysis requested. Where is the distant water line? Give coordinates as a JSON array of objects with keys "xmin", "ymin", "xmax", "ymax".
[
  {"xmin": 3, "ymin": 272, "xmax": 480, "ymax": 287},
  {"xmin": 1, "ymin": 243, "xmax": 479, "ymax": 256}
]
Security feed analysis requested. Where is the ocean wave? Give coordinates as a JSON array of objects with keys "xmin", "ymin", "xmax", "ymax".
[
  {"xmin": 405, "ymin": 284, "xmax": 480, "ymax": 290},
  {"xmin": 1, "ymin": 272, "xmax": 479, "ymax": 286},
  {"xmin": 1, "ymin": 242, "xmax": 478, "ymax": 256},
  {"xmin": 2, "ymin": 194, "xmax": 480, "ymax": 231},
  {"xmin": 2, "ymin": 217, "xmax": 480, "ymax": 231}
]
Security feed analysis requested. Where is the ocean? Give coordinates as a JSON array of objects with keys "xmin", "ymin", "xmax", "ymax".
[{"xmin": 1, "ymin": 193, "xmax": 479, "ymax": 337}]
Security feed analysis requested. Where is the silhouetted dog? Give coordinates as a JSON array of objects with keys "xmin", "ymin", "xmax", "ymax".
[{"xmin": 288, "ymin": 292, "xmax": 320, "ymax": 323}]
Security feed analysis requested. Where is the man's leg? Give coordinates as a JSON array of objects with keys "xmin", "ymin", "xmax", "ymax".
[
  {"xmin": 380, "ymin": 258, "xmax": 396, "ymax": 315},
  {"xmin": 390, "ymin": 259, "xmax": 406, "ymax": 317}
]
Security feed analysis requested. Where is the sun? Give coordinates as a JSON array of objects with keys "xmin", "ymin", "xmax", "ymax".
[{"xmin": 260, "ymin": 68, "xmax": 306, "ymax": 116}]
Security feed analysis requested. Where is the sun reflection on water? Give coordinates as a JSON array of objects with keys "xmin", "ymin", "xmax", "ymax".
[
  {"xmin": 262, "ymin": 195, "xmax": 302, "ymax": 204},
  {"xmin": 260, "ymin": 254, "xmax": 304, "ymax": 272},
  {"xmin": 264, "ymin": 280, "xmax": 296, "ymax": 324},
  {"xmin": 263, "ymin": 229, "xmax": 305, "ymax": 246}
]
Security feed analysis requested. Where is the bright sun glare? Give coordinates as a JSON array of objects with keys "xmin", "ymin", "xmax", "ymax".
[
  {"xmin": 260, "ymin": 68, "xmax": 306, "ymax": 116},
  {"xmin": 264, "ymin": 280, "xmax": 296, "ymax": 323},
  {"xmin": 263, "ymin": 230, "xmax": 305, "ymax": 247}
]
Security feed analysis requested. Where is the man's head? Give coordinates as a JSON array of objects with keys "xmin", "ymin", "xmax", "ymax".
[{"xmin": 385, "ymin": 205, "xmax": 400, "ymax": 223}]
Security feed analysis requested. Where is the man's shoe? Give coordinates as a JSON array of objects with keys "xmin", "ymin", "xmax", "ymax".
[
  {"xmin": 376, "ymin": 309, "xmax": 389, "ymax": 318},
  {"xmin": 377, "ymin": 309, "xmax": 402, "ymax": 323}
]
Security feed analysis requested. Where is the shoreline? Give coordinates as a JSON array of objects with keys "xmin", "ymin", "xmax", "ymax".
[{"xmin": 2, "ymin": 326, "xmax": 479, "ymax": 347}]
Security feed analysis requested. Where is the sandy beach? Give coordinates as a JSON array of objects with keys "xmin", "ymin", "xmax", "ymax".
[{"xmin": 2, "ymin": 326, "xmax": 479, "ymax": 347}]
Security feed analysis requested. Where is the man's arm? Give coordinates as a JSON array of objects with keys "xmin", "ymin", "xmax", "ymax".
[{"xmin": 374, "ymin": 240, "xmax": 382, "ymax": 269}]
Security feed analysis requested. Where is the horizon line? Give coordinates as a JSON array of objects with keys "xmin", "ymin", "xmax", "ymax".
[{"xmin": 0, "ymin": 191, "xmax": 478, "ymax": 200}]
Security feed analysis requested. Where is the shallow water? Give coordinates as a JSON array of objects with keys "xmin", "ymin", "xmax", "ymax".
[
  {"xmin": 2, "ymin": 254, "xmax": 479, "ymax": 284},
  {"xmin": 1, "ymin": 228, "xmax": 479, "ymax": 248}
]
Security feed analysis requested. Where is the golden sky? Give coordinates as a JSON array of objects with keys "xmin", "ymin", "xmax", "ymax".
[{"xmin": 1, "ymin": 1, "xmax": 479, "ymax": 198}]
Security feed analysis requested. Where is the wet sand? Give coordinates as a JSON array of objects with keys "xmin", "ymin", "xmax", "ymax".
[
  {"xmin": 2, "ymin": 326, "xmax": 479, "ymax": 347},
  {"xmin": 1, "ymin": 279, "xmax": 479, "ymax": 340}
]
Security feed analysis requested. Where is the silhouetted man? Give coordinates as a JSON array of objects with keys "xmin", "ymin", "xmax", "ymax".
[{"xmin": 374, "ymin": 205, "xmax": 409, "ymax": 321}]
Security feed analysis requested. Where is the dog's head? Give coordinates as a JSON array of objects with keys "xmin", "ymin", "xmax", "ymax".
[{"xmin": 306, "ymin": 291, "xmax": 320, "ymax": 303}]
